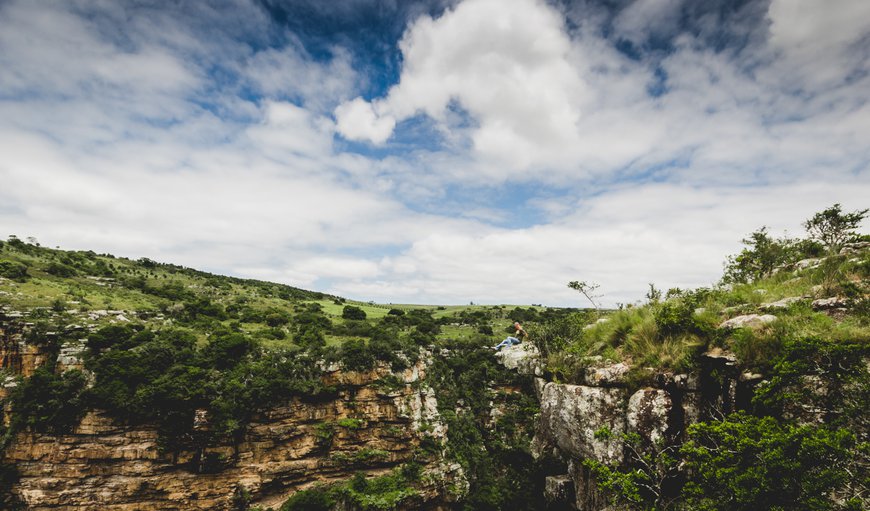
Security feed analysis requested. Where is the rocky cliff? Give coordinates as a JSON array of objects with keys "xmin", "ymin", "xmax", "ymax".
[
  {"xmin": 1, "ymin": 327, "xmax": 462, "ymax": 510},
  {"xmin": 500, "ymin": 343, "xmax": 760, "ymax": 511}
]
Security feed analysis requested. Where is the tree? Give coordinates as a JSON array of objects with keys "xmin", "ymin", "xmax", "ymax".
[
  {"xmin": 568, "ymin": 280, "xmax": 601, "ymax": 310},
  {"xmin": 803, "ymin": 203, "xmax": 868, "ymax": 252},
  {"xmin": 680, "ymin": 412, "xmax": 861, "ymax": 511},
  {"xmin": 722, "ymin": 227, "xmax": 796, "ymax": 284},
  {"xmin": 342, "ymin": 305, "xmax": 367, "ymax": 320}
]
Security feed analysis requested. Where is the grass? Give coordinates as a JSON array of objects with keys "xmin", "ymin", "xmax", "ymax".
[{"xmin": 544, "ymin": 247, "xmax": 869, "ymax": 381}]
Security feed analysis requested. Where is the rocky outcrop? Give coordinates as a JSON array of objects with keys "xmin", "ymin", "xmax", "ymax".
[
  {"xmin": 494, "ymin": 342, "xmax": 543, "ymax": 376},
  {"xmin": 718, "ymin": 313, "xmax": 777, "ymax": 329},
  {"xmin": 2, "ymin": 360, "xmax": 458, "ymax": 511},
  {"xmin": 530, "ymin": 353, "xmax": 751, "ymax": 511},
  {"xmin": 0, "ymin": 319, "xmax": 47, "ymax": 378}
]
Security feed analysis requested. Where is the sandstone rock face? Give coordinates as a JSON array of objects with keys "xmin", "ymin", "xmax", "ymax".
[
  {"xmin": 1, "ymin": 321, "xmax": 49, "ymax": 378},
  {"xmin": 2, "ymin": 361, "xmax": 456, "ymax": 511}
]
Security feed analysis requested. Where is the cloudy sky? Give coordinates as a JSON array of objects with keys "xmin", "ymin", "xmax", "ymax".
[{"xmin": 1, "ymin": 0, "xmax": 868, "ymax": 306}]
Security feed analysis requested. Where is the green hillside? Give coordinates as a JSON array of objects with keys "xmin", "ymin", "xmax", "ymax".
[{"xmin": 1, "ymin": 203, "xmax": 868, "ymax": 511}]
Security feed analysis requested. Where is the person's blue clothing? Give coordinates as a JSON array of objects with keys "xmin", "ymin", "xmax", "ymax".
[{"xmin": 493, "ymin": 336, "xmax": 521, "ymax": 350}]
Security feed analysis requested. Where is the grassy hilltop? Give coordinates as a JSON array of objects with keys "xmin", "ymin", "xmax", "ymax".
[{"xmin": 0, "ymin": 235, "xmax": 561, "ymax": 349}]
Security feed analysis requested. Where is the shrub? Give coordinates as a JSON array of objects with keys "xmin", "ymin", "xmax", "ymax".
[
  {"xmin": 280, "ymin": 486, "xmax": 335, "ymax": 511},
  {"xmin": 45, "ymin": 262, "xmax": 77, "ymax": 277},
  {"xmin": 681, "ymin": 413, "xmax": 860, "ymax": 511},
  {"xmin": 803, "ymin": 203, "xmax": 869, "ymax": 252},
  {"xmin": 338, "ymin": 339, "xmax": 375, "ymax": 372},
  {"xmin": 0, "ymin": 260, "xmax": 28, "ymax": 281},
  {"xmin": 8, "ymin": 367, "xmax": 88, "ymax": 434},
  {"xmin": 342, "ymin": 305, "xmax": 367, "ymax": 320},
  {"xmin": 722, "ymin": 227, "xmax": 798, "ymax": 284}
]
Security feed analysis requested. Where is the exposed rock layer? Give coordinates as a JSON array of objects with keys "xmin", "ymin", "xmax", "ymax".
[{"xmin": 3, "ymin": 354, "xmax": 455, "ymax": 511}]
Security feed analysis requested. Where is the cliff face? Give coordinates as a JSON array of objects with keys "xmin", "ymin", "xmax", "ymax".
[
  {"xmin": 2, "ymin": 352, "xmax": 460, "ymax": 511},
  {"xmin": 0, "ymin": 326, "xmax": 803, "ymax": 511},
  {"xmin": 1, "ymin": 319, "xmax": 48, "ymax": 379},
  {"xmin": 531, "ymin": 351, "xmax": 757, "ymax": 511}
]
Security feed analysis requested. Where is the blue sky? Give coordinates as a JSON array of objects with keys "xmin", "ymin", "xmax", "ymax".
[{"xmin": 1, "ymin": 0, "xmax": 868, "ymax": 306}]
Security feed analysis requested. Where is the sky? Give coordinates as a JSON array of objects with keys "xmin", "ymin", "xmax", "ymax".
[{"xmin": 1, "ymin": 0, "xmax": 868, "ymax": 307}]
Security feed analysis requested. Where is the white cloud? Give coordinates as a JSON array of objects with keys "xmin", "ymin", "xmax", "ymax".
[
  {"xmin": 334, "ymin": 0, "xmax": 588, "ymax": 174},
  {"xmin": 767, "ymin": 0, "xmax": 870, "ymax": 90},
  {"xmin": 1, "ymin": 0, "xmax": 869, "ymax": 309},
  {"xmin": 613, "ymin": 0, "xmax": 684, "ymax": 44},
  {"xmin": 334, "ymin": 98, "xmax": 397, "ymax": 144},
  {"xmin": 328, "ymin": 181, "xmax": 870, "ymax": 306},
  {"xmin": 246, "ymin": 43, "xmax": 358, "ymax": 113}
]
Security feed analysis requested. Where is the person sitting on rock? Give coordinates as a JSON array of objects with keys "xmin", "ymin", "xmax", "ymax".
[{"xmin": 492, "ymin": 321, "xmax": 526, "ymax": 350}]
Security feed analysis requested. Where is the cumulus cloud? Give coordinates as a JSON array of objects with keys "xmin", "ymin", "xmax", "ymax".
[
  {"xmin": 335, "ymin": 0, "xmax": 588, "ymax": 174},
  {"xmin": 1, "ymin": 0, "xmax": 868, "ymax": 308},
  {"xmin": 334, "ymin": 98, "xmax": 397, "ymax": 144}
]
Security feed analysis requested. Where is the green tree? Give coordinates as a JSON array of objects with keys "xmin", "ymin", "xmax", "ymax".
[
  {"xmin": 583, "ymin": 430, "xmax": 681, "ymax": 511},
  {"xmin": 8, "ymin": 367, "xmax": 88, "ymax": 434},
  {"xmin": 680, "ymin": 412, "xmax": 860, "ymax": 511},
  {"xmin": 342, "ymin": 305, "xmax": 367, "ymax": 320},
  {"xmin": 803, "ymin": 203, "xmax": 868, "ymax": 252},
  {"xmin": 0, "ymin": 260, "xmax": 28, "ymax": 281},
  {"xmin": 722, "ymin": 227, "xmax": 796, "ymax": 284}
]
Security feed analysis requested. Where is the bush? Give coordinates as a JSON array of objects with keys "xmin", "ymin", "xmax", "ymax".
[
  {"xmin": 681, "ymin": 413, "xmax": 860, "ymax": 511},
  {"xmin": 342, "ymin": 305, "xmax": 367, "ymax": 320},
  {"xmin": 280, "ymin": 486, "xmax": 335, "ymax": 511},
  {"xmin": 338, "ymin": 339, "xmax": 375, "ymax": 372},
  {"xmin": 0, "ymin": 260, "xmax": 28, "ymax": 281},
  {"xmin": 722, "ymin": 227, "xmax": 798, "ymax": 284},
  {"xmin": 8, "ymin": 367, "xmax": 88, "ymax": 434},
  {"xmin": 45, "ymin": 262, "xmax": 77, "ymax": 277}
]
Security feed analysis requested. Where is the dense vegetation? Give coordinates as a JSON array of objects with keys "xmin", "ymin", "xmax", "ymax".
[
  {"xmin": 543, "ymin": 204, "xmax": 869, "ymax": 510},
  {"xmin": 0, "ymin": 235, "xmax": 559, "ymax": 508},
  {"xmin": 1, "ymin": 203, "xmax": 867, "ymax": 510}
]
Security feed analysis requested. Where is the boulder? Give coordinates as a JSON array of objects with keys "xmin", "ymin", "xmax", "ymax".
[
  {"xmin": 494, "ymin": 342, "xmax": 542, "ymax": 376},
  {"xmin": 719, "ymin": 314, "xmax": 777, "ymax": 329},
  {"xmin": 793, "ymin": 258, "xmax": 822, "ymax": 270},
  {"xmin": 583, "ymin": 362, "xmax": 631, "ymax": 386},
  {"xmin": 812, "ymin": 296, "xmax": 849, "ymax": 311},
  {"xmin": 535, "ymin": 382, "xmax": 628, "ymax": 465},
  {"xmin": 759, "ymin": 297, "xmax": 804, "ymax": 311}
]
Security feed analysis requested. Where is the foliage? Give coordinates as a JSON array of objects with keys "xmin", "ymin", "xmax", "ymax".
[
  {"xmin": 803, "ymin": 203, "xmax": 869, "ymax": 252},
  {"xmin": 279, "ymin": 466, "xmax": 422, "ymax": 511},
  {"xmin": 7, "ymin": 367, "xmax": 88, "ymax": 435},
  {"xmin": 680, "ymin": 412, "xmax": 861, "ymax": 511},
  {"xmin": 342, "ymin": 305, "xmax": 367, "ymax": 320},
  {"xmin": 427, "ymin": 341, "xmax": 543, "ymax": 510},
  {"xmin": 567, "ymin": 280, "xmax": 601, "ymax": 310},
  {"xmin": 280, "ymin": 485, "xmax": 336, "ymax": 511},
  {"xmin": 722, "ymin": 227, "xmax": 799, "ymax": 284},
  {"xmin": 0, "ymin": 259, "xmax": 28, "ymax": 281},
  {"xmin": 81, "ymin": 325, "xmax": 328, "ymax": 451},
  {"xmin": 583, "ymin": 430, "xmax": 681, "ymax": 511},
  {"xmin": 752, "ymin": 336, "xmax": 870, "ymax": 435}
]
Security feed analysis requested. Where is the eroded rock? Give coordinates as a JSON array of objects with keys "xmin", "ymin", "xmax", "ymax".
[{"xmin": 719, "ymin": 314, "xmax": 777, "ymax": 329}]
